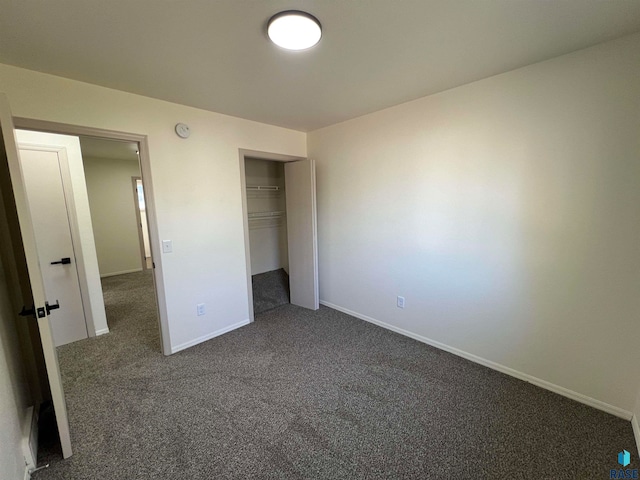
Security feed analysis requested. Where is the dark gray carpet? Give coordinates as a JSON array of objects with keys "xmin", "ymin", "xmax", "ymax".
[
  {"xmin": 252, "ymin": 268, "xmax": 290, "ymax": 314},
  {"xmin": 33, "ymin": 270, "xmax": 637, "ymax": 479}
]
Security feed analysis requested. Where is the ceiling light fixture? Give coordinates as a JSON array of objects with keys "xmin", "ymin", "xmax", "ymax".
[{"xmin": 267, "ymin": 11, "xmax": 322, "ymax": 51}]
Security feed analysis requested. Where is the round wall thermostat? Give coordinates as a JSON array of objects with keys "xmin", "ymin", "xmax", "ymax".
[{"xmin": 175, "ymin": 123, "xmax": 190, "ymax": 138}]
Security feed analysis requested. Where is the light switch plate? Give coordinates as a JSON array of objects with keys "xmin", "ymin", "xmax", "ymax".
[{"xmin": 162, "ymin": 240, "xmax": 173, "ymax": 253}]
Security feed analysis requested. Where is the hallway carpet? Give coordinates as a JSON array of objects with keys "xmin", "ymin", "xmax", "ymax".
[{"xmin": 34, "ymin": 271, "xmax": 637, "ymax": 479}]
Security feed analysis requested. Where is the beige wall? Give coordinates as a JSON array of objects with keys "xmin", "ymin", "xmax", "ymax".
[
  {"xmin": 308, "ymin": 33, "xmax": 640, "ymax": 413},
  {"xmin": 83, "ymin": 156, "xmax": 142, "ymax": 277},
  {"xmin": 0, "ymin": 63, "xmax": 306, "ymax": 353}
]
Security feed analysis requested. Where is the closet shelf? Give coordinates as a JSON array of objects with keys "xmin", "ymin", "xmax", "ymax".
[
  {"xmin": 248, "ymin": 211, "xmax": 286, "ymax": 230},
  {"xmin": 246, "ymin": 185, "xmax": 283, "ymax": 199},
  {"xmin": 248, "ymin": 211, "xmax": 285, "ymax": 219},
  {"xmin": 246, "ymin": 185, "xmax": 281, "ymax": 191}
]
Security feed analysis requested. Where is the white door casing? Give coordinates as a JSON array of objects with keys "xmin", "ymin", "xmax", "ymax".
[
  {"xmin": 19, "ymin": 146, "xmax": 89, "ymax": 346},
  {"xmin": 285, "ymin": 158, "xmax": 319, "ymax": 310},
  {"xmin": 0, "ymin": 93, "xmax": 73, "ymax": 458}
]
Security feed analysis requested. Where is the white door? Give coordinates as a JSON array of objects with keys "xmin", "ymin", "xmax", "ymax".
[
  {"xmin": 0, "ymin": 94, "xmax": 73, "ymax": 457},
  {"xmin": 19, "ymin": 146, "xmax": 88, "ymax": 346},
  {"xmin": 285, "ymin": 158, "xmax": 319, "ymax": 310}
]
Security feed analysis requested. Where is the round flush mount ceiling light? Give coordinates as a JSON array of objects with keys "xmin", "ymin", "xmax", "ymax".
[{"xmin": 267, "ymin": 11, "xmax": 322, "ymax": 51}]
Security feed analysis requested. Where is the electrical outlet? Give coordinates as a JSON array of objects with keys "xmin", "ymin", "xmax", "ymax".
[
  {"xmin": 197, "ymin": 303, "xmax": 205, "ymax": 316},
  {"xmin": 397, "ymin": 296, "xmax": 405, "ymax": 309}
]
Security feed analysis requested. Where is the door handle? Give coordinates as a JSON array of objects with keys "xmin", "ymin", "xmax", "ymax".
[
  {"xmin": 51, "ymin": 257, "xmax": 71, "ymax": 265},
  {"xmin": 45, "ymin": 300, "xmax": 60, "ymax": 314},
  {"xmin": 19, "ymin": 305, "xmax": 35, "ymax": 317},
  {"xmin": 19, "ymin": 304, "xmax": 46, "ymax": 318}
]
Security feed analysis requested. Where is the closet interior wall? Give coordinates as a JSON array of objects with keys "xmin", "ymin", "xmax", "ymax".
[{"xmin": 244, "ymin": 158, "xmax": 288, "ymax": 275}]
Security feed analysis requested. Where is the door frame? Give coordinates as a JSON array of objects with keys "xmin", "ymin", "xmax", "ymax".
[
  {"xmin": 238, "ymin": 148, "xmax": 306, "ymax": 322},
  {"xmin": 131, "ymin": 176, "xmax": 149, "ymax": 272},
  {"xmin": 14, "ymin": 117, "xmax": 172, "ymax": 355}
]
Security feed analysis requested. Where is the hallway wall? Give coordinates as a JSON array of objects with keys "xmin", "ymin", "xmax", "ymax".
[{"xmin": 83, "ymin": 156, "xmax": 142, "ymax": 277}]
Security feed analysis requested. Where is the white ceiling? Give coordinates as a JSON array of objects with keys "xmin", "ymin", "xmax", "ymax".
[
  {"xmin": 79, "ymin": 137, "xmax": 139, "ymax": 162},
  {"xmin": 2, "ymin": 1, "xmax": 640, "ymax": 132}
]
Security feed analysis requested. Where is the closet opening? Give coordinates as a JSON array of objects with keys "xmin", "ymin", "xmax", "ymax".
[
  {"xmin": 245, "ymin": 157, "xmax": 290, "ymax": 314},
  {"xmin": 239, "ymin": 148, "xmax": 319, "ymax": 322}
]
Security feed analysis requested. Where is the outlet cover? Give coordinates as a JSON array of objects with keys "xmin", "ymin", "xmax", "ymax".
[
  {"xmin": 397, "ymin": 296, "xmax": 405, "ymax": 309},
  {"xmin": 197, "ymin": 303, "xmax": 205, "ymax": 316}
]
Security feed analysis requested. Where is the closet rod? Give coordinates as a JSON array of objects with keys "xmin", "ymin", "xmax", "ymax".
[{"xmin": 246, "ymin": 185, "xmax": 280, "ymax": 191}]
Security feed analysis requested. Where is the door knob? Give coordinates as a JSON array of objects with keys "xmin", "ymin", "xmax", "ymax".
[
  {"xmin": 51, "ymin": 257, "xmax": 71, "ymax": 265},
  {"xmin": 19, "ymin": 304, "xmax": 46, "ymax": 318},
  {"xmin": 45, "ymin": 300, "xmax": 60, "ymax": 314},
  {"xmin": 19, "ymin": 305, "xmax": 35, "ymax": 317}
]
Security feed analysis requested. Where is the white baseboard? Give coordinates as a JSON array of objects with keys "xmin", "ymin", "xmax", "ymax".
[
  {"xmin": 100, "ymin": 268, "xmax": 143, "ymax": 278},
  {"xmin": 170, "ymin": 319, "xmax": 251, "ymax": 354},
  {"xmin": 320, "ymin": 300, "xmax": 633, "ymax": 421},
  {"xmin": 21, "ymin": 405, "xmax": 38, "ymax": 475},
  {"xmin": 632, "ymin": 415, "xmax": 640, "ymax": 458},
  {"xmin": 95, "ymin": 328, "xmax": 109, "ymax": 336}
]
